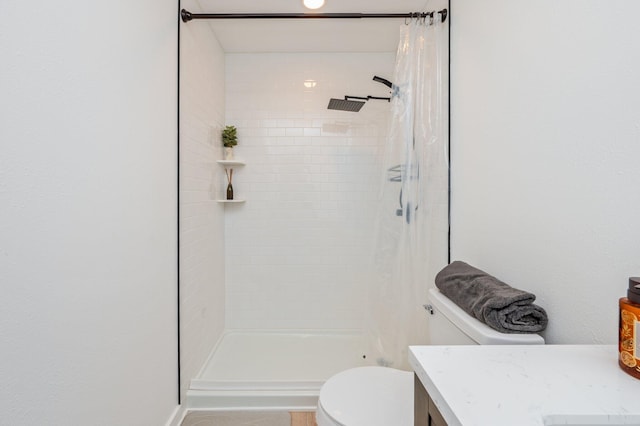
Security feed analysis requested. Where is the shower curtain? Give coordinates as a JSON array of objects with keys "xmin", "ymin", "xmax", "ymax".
[{"xmin": 368, "ymin": 14, "xmax": 448, "ymax": 370}]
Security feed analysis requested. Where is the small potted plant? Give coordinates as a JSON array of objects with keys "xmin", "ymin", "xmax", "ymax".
[{"xmin": 222, "ymin": 125, "xmax": 238, "ymax": 160}]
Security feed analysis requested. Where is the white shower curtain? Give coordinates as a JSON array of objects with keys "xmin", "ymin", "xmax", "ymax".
[{"xmin": 368, "ymin": 15, "xmax": 448, "ymax": 370}]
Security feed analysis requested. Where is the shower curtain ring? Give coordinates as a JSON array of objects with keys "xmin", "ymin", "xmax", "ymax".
[{"xmin": 405, "ymin": 14, "xmax": 411, "ymax": 25}]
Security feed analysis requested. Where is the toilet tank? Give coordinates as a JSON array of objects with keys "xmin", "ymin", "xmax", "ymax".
[{"xmin": 427, "ymin": 288, "xmax": 545, "ymax": 345}]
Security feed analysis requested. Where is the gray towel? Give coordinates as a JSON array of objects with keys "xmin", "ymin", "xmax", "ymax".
[{"xmin": 435, "ymin": 261, "xmax": 548, "ymax": 334}]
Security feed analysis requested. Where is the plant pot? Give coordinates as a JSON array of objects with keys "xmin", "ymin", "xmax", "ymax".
[{"xmin": 224, "ymin": 147, "xmax": 234, "ymax": 160}]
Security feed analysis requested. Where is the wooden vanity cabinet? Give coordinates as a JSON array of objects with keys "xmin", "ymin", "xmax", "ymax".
[{"xmin": 414, "ymin": 374, "xmax": 448, "ymax": 426}]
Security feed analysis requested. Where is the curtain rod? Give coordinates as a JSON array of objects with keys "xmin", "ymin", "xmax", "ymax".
[{"xmin": 180, "ymin": 9, "xmax": 447, "ymax": 23}]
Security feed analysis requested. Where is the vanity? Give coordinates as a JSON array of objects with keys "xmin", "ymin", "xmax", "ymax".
[{"xmin": 410, "ymin": 345, "xmax": 640, "ymax": 426}]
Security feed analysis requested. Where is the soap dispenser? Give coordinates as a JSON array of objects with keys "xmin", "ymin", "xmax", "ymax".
[{"xmin": 619, "ymin": 277, "xmax": 640, "ymax": 379}]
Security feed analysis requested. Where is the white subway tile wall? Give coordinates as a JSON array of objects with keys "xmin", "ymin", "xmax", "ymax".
[
  {"xmin": 179, "ymin": 18, "xmax": 226, "ymax": 398},
  {"xmin": 225, "ymin": 53, "xmax": 395, "ymax": 330}
]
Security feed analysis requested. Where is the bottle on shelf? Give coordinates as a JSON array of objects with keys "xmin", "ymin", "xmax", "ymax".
[
  {"xmin": 226, "ymin": 169, "xmax": 234, "ymax": 200},
  {"xmin": 226, "ymin": 182, "xmax": 234, "ymax": 200},
  {"xmin": 619, "ymin": 277, "xmax": 640, "ymax": 380}
]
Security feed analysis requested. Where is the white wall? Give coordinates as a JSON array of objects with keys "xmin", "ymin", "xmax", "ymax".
[
  {"xmin": 0, "ymin": 1, "xmax": 178, "ymax": 425},
  {"xmin": 179, "ymin": 0, "xmax": 227, "ymax": 401},
  {"xmin": 225, "ymin": 53, "xmax": 394, "ymax": 330},
  {"xmin": 450, "ymin": 0, "xmax": 640, "ymax": 344}
]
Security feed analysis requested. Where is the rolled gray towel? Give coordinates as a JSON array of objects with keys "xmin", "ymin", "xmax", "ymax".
[{"xmin": 435, "ymin": 261, "xmax": 548, "ymax": 334}]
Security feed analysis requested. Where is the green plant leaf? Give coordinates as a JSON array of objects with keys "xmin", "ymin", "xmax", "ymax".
[{"xmin": 222, "ymin": 125, "xmax": 238, "ymax": 147}]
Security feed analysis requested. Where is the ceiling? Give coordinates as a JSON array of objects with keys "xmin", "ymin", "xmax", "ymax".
[{"xmin": 188, "ymin": 0, "xmax": 433, "ymax": 53}]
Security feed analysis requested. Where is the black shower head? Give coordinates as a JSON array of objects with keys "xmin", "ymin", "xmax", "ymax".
[
  {"xmin": 327, "ymin": 95, "xmax": 390, "ymax": 112},
  {"xmin": 327, "ymin": 97, "xmax": 366, "ymax": 112},
  {"xmin": 373, "ymin": 75, "xmax": 393, "ymax": 89},
  {"xmin": 327, "ymin": 76, "xmax": 394, "ymax": 112}
]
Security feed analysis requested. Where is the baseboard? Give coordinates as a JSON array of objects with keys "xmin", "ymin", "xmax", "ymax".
[{"xmin": 166, "ymin": 404, "xmax": 187, "ymax": 426}]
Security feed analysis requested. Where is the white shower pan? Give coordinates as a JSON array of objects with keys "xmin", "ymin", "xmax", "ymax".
[{"xmin": 186, "ymin": 330, "xmax": 371, "ymax": 410}]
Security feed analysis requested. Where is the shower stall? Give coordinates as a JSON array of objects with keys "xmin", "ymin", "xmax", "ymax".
[{"xmin": 179, "ymin": 2, "xmax": 449, "ymax": 411}]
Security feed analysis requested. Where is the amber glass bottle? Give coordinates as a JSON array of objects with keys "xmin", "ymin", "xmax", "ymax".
[
  {"xmin": 619, "ymin": 277, "xmax": 640, "ymax": 379},
  {"xmin": 226, "ymin": 182, "xmax": 234, "ymax": 200}
]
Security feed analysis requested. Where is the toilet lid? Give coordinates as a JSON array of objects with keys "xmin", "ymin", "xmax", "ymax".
[{"xmin": 319, "ymin": 366, "xmax": 413, "ymax": 426}]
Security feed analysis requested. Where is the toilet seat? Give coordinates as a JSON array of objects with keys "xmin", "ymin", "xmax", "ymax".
[{"xmin": 317, "ymin": 366, "xmax": 413, "ymax": 426}]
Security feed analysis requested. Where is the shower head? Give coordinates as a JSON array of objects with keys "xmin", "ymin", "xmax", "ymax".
[
  {"xmin": 327, "ymin": 95, "xmax": 390, "ymax": 112},
  {"xmin": 373, "ymin": 75, "xmax": 393, "ymax": 89},
  {"xmin": 327, "ymin": 97, "xmax": 366, "ymax": 112},
  {"xmin": 328, "ymin": 75, "xmax": 394, "ymax": 112}
]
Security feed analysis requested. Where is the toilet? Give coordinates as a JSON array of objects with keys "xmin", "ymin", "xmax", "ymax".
[{"xmin": 316, "ymin": 288, "xmax": 545, "ymax": 426}]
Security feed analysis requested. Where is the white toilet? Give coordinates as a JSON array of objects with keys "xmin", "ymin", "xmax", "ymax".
[{"xmin": 316, "ymin": 288, "xmax": 545, "ymax": 426}]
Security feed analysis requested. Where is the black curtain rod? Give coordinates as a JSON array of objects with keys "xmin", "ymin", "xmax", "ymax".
[{"xmin": 181, "ymin": 9, "xmax": 447, "ymax": 23}]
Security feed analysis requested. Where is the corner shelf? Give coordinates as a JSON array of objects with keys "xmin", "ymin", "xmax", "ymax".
[
  {"xmin": 217, "ymin": 160, "xmax": 245, "ymax": 203},
  {"xmin": 217, "ymin": 160, "xmax": 245, "ymax": 167},
  {"xmin": 216, "ymin": 199, "xmax": 245, "ymax": 203}
]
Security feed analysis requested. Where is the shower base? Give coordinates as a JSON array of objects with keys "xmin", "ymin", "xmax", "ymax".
[{"xmin": 186, "ymin": 330, "xmax": 372, "ymax": 411}]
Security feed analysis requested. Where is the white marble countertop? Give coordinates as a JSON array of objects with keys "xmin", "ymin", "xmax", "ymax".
[{"xmin": 409, "ymin": 345, "xmax": 640, "ymax": 426}]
